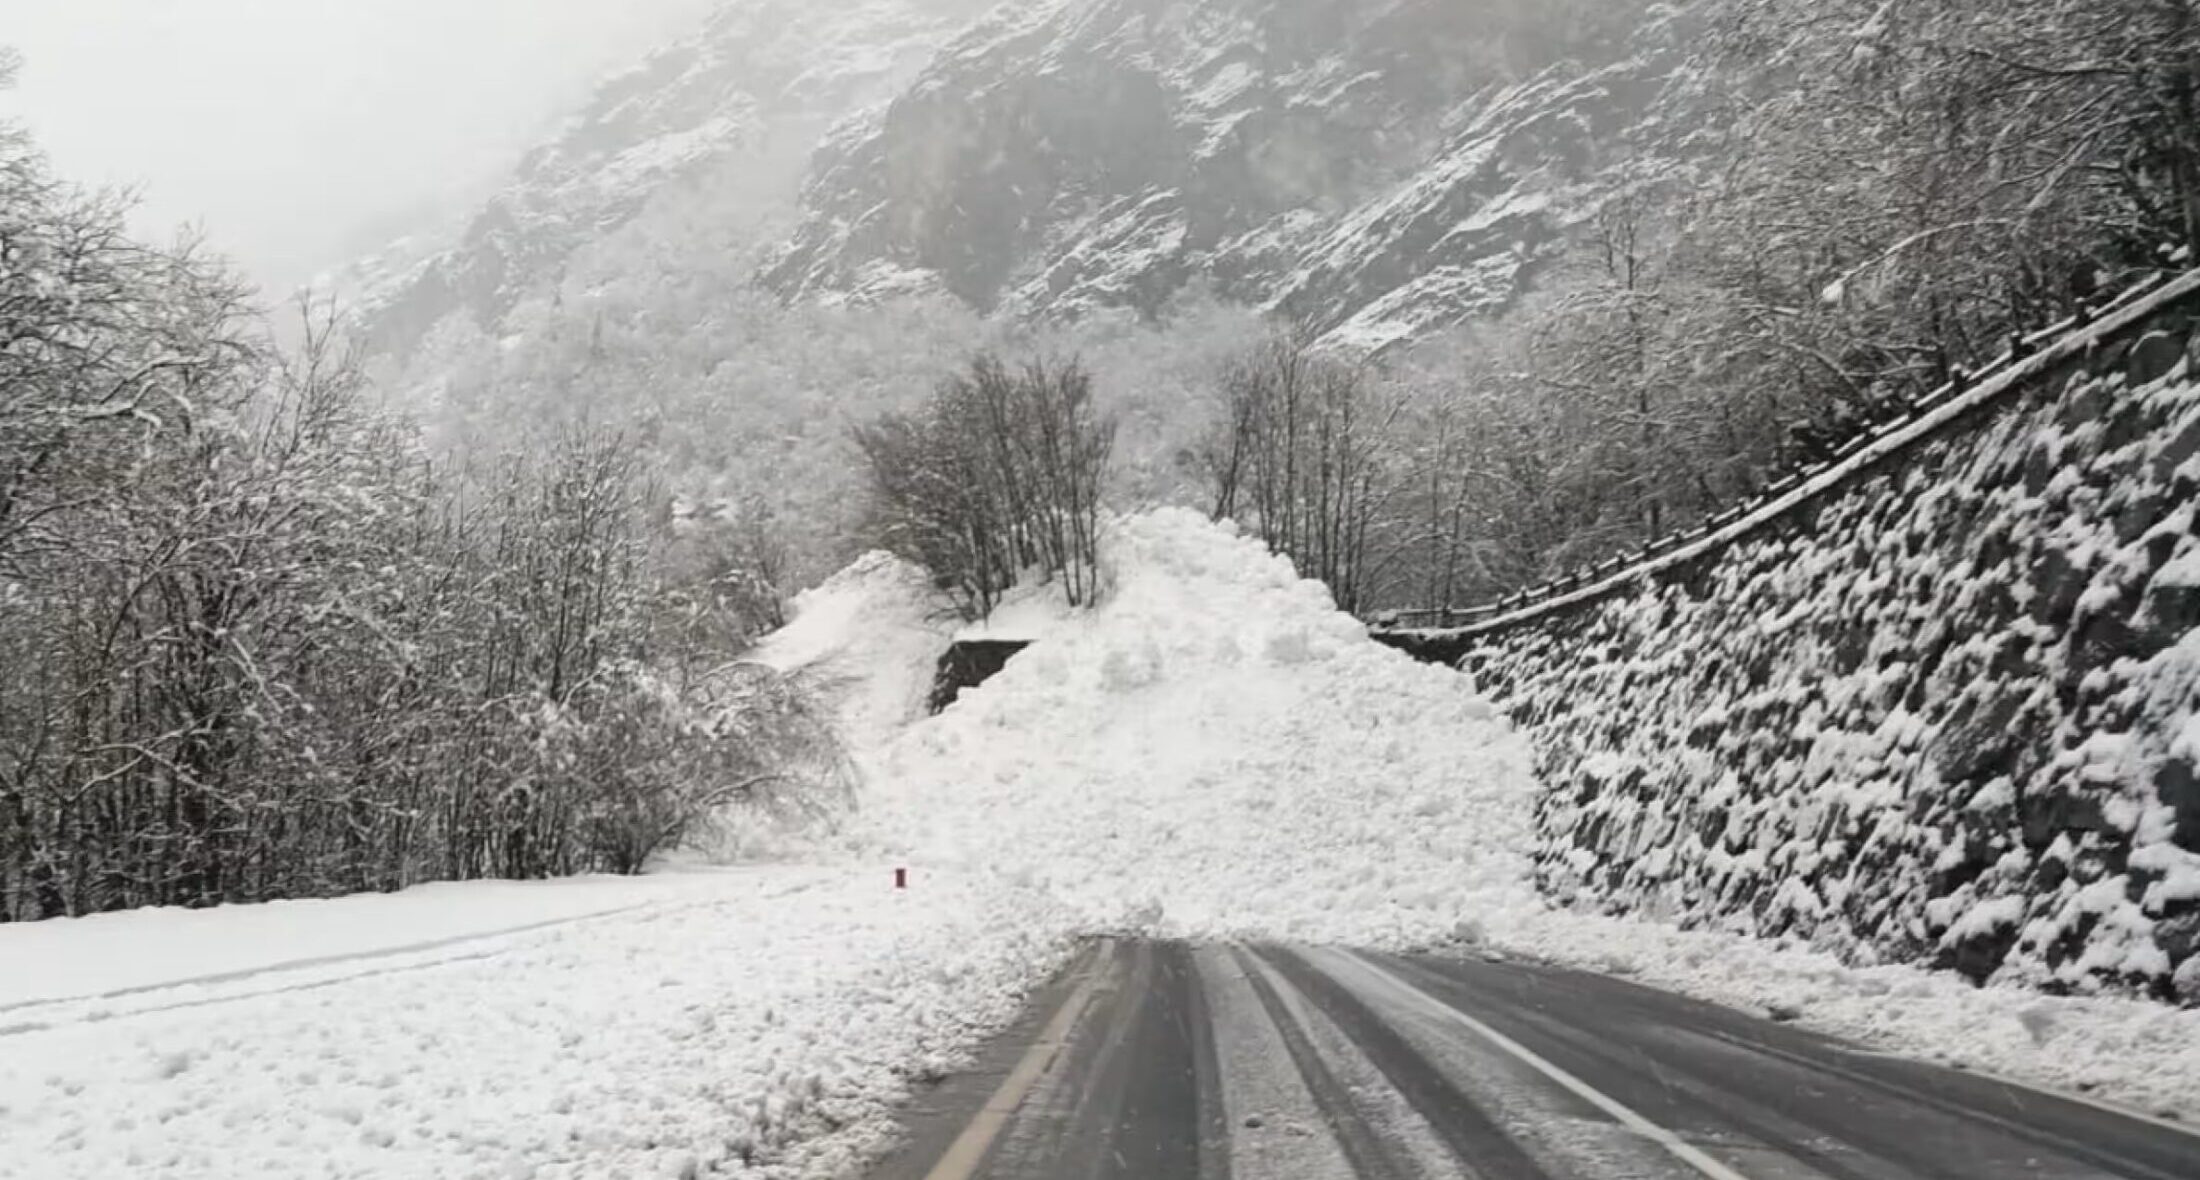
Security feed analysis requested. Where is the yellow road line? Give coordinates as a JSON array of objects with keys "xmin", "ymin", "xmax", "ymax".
[{"xmin": 923, "ymin": 940, "xmax": 1115, "ymax": 1180}]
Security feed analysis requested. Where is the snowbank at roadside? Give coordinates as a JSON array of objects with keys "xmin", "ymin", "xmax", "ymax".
[{"xmin": 0, "ymin": 866, "xmax": 1074, "ymax": 1180}]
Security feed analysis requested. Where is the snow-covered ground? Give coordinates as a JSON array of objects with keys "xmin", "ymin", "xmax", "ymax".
[
  {"xmin": 751, "ymin": 550, "xmax": 949, "ymax": 760},
  {"xmin": 0, "ymin": 868, "xmax": 1073, "ymax": 1179},
  {"xmin": 6, "ymin": 507, "xmax": 2198, "ymax": 1179},
  {"xmin": 0, "ymin": 873, "xmax": 735, "ymax": 1012}
]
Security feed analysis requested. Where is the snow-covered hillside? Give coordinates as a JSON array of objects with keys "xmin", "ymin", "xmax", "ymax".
[{"xmin": 338, "ymin": 0, "xmax": 1681, "ymax": 590}]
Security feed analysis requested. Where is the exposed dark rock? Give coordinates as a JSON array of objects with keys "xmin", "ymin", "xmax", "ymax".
[
  {"xmin": 2113, "ymin": 487, "xmax": 2166, "ymax": 543},
  {"xmin": 1943, "ymin": 919, "xmax": 2023, "ymax": 986},
  {"xmin": 2150, "ymin": 413, "xmax": 2200, "ymax": 483},
  {"xmin": 2103, "ymin": 397, "xmax": 2156, "ymax": 452},
  {"xmin": 2068, "ymin": 603, "xmax": 2140, "ymax": 680},
  {"xmin": 2021, "ymin": 789, "xmax": 2109, "ymax": 850},
  {"xmin": 2161, "ymin": 756, "xmax": 2200, "ymax": 855},
  {"xmin": 1370, "ymin": 628, "xmax": 1477, "ymax": 667},
  {"xmin": 2137, "ymin": 580, "xmax": 2200, "ymax": 651},
  {"xmin": 1988, "ymin": 632, "xmax": 2034, "ymax": 678},
  {"xmin": 2129, "ymin": 327, "xmax": 2191, "ymax": 387},
  {"xmin": 2058, "ymin": 379, "xmax": 2113, "ymax": 432},
  {"xmin": 2158, "ymin": 910, "xmax": 2200, "ymax": 964},
  {"xmin": 1934, "ymin": 690, "xmax": 2029, "ymax": 785},
  {"xmin": 2030, "ymin": 546, "xmax": 2091, "ymax": 628}
]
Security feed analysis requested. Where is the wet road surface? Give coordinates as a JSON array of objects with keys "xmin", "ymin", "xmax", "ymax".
[{"xmin": 866, "ymin": 940, "xmax": 2200, "ymax": 1180}]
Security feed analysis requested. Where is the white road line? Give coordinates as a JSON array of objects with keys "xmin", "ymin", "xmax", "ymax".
[
  {"xmin": 1826, "ymin": 1042, "xmax": 2200, "ymax": 1144},
  {"xmin": 923, "ymin": 940, "xmax": 1115, "ymax": 1180},
  {"xmin": 1325, "ymin": 948, "xmax": 1756, "ymax": 1180}
]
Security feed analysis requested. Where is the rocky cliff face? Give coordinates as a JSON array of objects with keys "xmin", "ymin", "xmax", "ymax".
[
  {"xmin": 1445, "ymin": 277, "xmax": 2200, "ymax": 1001},
  {"xmin": 762, "ymin": 0, "xmax": 1639, "ymax": 351},
  {"xmin": 351, "ymin": 0, "xmax": 1651, "ymax": 361}
]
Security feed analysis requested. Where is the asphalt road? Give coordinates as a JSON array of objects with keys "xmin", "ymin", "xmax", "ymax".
[{"xmin": 866, "ymin": 940, "xmax": 2200, "ymax": 1180}]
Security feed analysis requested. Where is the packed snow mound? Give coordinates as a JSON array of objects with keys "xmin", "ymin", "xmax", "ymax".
[
  {"xmin": 755, "ymin": 545, "xmax": 1089, "ymax": 760},
  {"xmin": 753, "ymin": 550, "xmax": 948, "ymax": 757},
  {"xmin": 857, "ymin": 508, "xmax": 1542, "ymax": 947}
]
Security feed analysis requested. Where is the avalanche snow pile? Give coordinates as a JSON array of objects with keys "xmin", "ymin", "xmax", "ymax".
[
  {"xmin": 824, "ymin": 507, "xmax": 2200, "ymax": 1121},
  {"xmin": 856, "ymin": 507, "xmax": 1544, "ymax": 946},
  {"xmin": 753, "ymin": 550, "xmax": 950, "ymax": 758}
]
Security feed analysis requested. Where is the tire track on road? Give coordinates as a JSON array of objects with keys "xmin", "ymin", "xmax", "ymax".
[
  {"xmin": 1233, "ymin": 947, "xmax": 1422, "ymax": 1180},
  {"xmin": 1257, "ymin": 946, "xmax": 1554, "ymax": 1180}
]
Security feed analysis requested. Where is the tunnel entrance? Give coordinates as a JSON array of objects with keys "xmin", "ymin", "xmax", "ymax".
[{"xmin": 928, "ymin": 640, "xmax": 1032, "ymax": 713}]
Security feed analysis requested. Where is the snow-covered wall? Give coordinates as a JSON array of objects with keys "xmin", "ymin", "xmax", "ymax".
[{"xmin": 1450, "ymin": 282, "xmax": 2200, "ymax": 1002}]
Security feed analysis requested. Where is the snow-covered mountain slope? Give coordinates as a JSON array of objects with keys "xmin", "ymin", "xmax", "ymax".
[
  {"xmin": 762, "ymin": 0, "xmax": 1640, "ymax": 350},
  {"xmin": 344, "ymin": 0, "xmax": 998, "ymax": 358},
  {"xmin": 336, "ymin": 0, "xmax": 1676, "ymax": 587},
  {"xmin": 349, "ymin": 0, "xmax": 1655, "ymax": 365}
]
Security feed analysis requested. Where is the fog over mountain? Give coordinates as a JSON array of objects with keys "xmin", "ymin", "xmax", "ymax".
[
  {"xmin": 1, "ymin": 0, "xmax": 716, "ymax": 293},
  {"xmin": 351, "ymin": 0, "xmax": 1641, "ymax": 360}
]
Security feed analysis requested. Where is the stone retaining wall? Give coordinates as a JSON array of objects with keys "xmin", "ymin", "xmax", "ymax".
[{"xmin": 1417, "ymin": 280, "xmax": 2200, "ymax": 1001}]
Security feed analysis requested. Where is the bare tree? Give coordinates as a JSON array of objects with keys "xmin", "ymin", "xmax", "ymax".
[
  {"xmin": 0, "ymin": 167, "xmax": 838, "ymax": 918},
  {"xmin": 854, "ymin": 354, "xmax": 1116, "ymax": 620},
  {"xmin": 1200, "ymin": 332, "xmax": 1407, "ymax": 614}
]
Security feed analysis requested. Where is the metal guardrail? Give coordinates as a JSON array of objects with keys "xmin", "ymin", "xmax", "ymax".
[{"xmin": 1375, "ymin": 268, "xmax": 2198, "ymax": 642}]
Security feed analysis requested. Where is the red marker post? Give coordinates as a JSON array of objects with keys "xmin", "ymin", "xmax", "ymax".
[{"xmin": 894, "ymin": 867, "xmax": 908, "ymax": 889}]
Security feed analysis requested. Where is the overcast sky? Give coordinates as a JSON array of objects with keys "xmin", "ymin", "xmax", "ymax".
[{"xmin": 2, "ymin": 0, "xmax": 718, "ymax": 294}]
